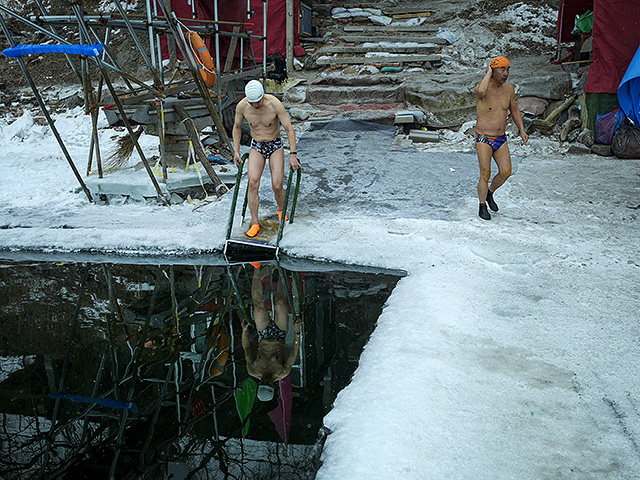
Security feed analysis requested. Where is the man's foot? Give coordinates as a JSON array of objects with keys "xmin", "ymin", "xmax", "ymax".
[
  {"xmin": 486, "ymin": 189, "xmax": 499, "ymax": 212},
  {"xmin": 247, "ymin": 224, "xmax": 261, "ymax": 237},
  {"xmin": 479, "ymin": 203, "xmax": 491, "ymax": 220},
  {"xmin": 278, "ymin": 211, "xmax": 289, "ymax": 222}
]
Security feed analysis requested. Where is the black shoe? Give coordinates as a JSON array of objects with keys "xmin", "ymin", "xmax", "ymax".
[
  {"xmin": 479, "ymin": 203, "xmax": 491, "ymax": 220},
  {"xmin": 486, "ymin": 189, "xmax": 499, "ymax": 212}
]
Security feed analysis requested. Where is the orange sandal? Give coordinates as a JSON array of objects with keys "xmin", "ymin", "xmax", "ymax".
[
  {"xmin": 278, "ymin": 211, "xmax": 289, "ymax": 222},
  {"xmin": 246, "ymin": 224, "xmax": 260, "ymax": 237}
]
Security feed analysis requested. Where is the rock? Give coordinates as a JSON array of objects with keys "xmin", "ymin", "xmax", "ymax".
[
  {"xmin": 517, "ymin": 96, "xmax": 548, "ymax": 116},
  {"xmin": 591, "ymin": 144, "xmax": 613, "ymax": 156},
  {"xmin": 566, "ymin": 145, "xmax": 591, "ymax": 155},
  {"xmin": 283, "ymin": 87, "xmax": 306, "ymax": 104},
  {"xmin": 566, "ymin": 129, "xmax": 580, "ymax": 143},
  {"xmin": 370, "ymin": 15, "xmax": 392, "ymax": 26},
  {"xmin": 577, "ymin": 129, "xmax": 594, "ymax": 147},
  {"xmin": 288, "ymin": 106, "xmax": 311, "ymax": 121}
]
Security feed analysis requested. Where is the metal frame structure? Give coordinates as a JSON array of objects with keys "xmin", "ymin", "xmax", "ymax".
[{"xmin": 0, "ymin": 0, "xmax": 269, "ymax": 205}]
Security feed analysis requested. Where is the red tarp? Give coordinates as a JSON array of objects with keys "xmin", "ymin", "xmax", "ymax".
[
  {"xmin": 557, "ymin": 0, "xmax": 593, "ymax": 44},
  {"xmin": 584, "ymin": 0, "xmax": 640, "ymax": 94},
  {"xmin": 156, "ymin": 0, "xmax": 303, "ymax": 70},
  {"xmin": 250, "ymin": 0, "xmax": 305, "ymax": 62},
  {"xmin": 267, "ymin": 376, "xmax": 292, "ymax": 444},
  {"xmin": 155, "ymin": 0, "xmax": 258, "ymax": 71}
]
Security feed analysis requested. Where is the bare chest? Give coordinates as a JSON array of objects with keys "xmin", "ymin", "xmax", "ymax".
[
  {"xmin": 245, "ymin": 108, "xmax": 279, "ymax": 130},
  {"xmin": 481, "ymin": 88, "xmax": 510, "ymax": 113}
]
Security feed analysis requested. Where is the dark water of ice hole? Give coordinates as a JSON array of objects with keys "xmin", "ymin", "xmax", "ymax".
[{"xmin": 0, "ymin": 257, "xmax": 404, "ymax": 480}]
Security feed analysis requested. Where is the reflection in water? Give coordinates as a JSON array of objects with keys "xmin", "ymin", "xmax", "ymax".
[{"xmin": 0, "ymin": 259, "xmax": 402, "ymax": 479}]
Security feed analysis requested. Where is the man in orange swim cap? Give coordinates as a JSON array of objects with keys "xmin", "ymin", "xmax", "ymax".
[{"xmin": 473, "ymin": 56, "xmax": 528, "ymax": 220}]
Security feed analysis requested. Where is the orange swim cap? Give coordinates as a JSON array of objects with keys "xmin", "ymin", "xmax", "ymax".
[{"xmin": 490, "ymin": 57, "xmax": 510, "ymax": 68}]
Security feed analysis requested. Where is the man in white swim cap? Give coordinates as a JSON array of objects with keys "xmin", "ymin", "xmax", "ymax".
[{"xmin": 233, "ymin": 79, "xmax": 301, "ymax": 238}]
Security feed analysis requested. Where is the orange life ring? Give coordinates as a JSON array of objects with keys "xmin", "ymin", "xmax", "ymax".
[
  {"xmin": 206, "ymin": 323, "xmax": 230, "ymax": 377},
  {"xmin": 185, "ymin": 31, "xmax": 217, "ymax": 87}
]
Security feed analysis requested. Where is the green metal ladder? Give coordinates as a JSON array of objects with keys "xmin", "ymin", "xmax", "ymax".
[{"xmin": 223, "ymin": 154, "xmax": 302, "ymax": 260}]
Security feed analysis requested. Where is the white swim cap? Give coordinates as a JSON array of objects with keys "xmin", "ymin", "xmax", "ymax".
[
  {"xmin": 257, "ymin": 384, "xmax": 274, "ymax": 401},
  {"xmin": 245, "ymin": 80, "xmax": 264, "ymax": 103}
]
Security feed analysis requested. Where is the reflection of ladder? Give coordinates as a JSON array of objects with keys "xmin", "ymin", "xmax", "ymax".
[{"xmin": 224, "ymin": 155, "xmax": 302, "ymax": 262}]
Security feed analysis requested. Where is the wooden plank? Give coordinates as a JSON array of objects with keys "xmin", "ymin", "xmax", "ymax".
[
  {"xmin": 384, "ymin": 7, "xmax": 434, "ymax": 16},
  {"xmin": 322, "ymin": 44, "xmax": 440, "ymax": 54},
  {"xmin": 339, "ymin": 35, "xmax": 448, "ymax": 45},
  {"xmin": 223, "ymin": 26, "xmax": 240, "ymax": 73},
  {"xmin": 344, "ymin": 25, "xmax": 439, "ymax": 33},
  {"xmin": 316, "ymin": 54, "xmax": 441, "ymax": 65},
  {"xmin": 392, "ymin": 12, "xmax": 432, "ymax": 19}
]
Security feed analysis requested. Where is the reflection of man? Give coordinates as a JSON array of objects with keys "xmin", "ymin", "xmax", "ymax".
[
  {"xmin": 474, "ymin": 56, "xmax": 529, "ymax": 220},
  {"xmin": 241, "ymin": 265, "xmax": 302, "ymax": 401},
  {"xmin": 232, "ymin": 80, "xmax": 301, "ymax": 238}
]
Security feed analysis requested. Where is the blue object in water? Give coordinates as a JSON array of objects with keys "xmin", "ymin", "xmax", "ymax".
[
  {"xmin": 49, "ymin": 392, "xmax": 139, "ymax": 413},
  {"xmin": 2, "ymin": 41, "xmax": 104, "ymax": 59},
  {"xmin": 618, "ymin": 44, "xmax": 640, "ymax": 126}
]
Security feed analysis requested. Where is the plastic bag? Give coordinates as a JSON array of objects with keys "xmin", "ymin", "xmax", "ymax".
[{"xmin": 595, "ymin": 109, "xmax": 625, "ymax": 145}]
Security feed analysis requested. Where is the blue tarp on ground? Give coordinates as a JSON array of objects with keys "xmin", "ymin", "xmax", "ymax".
[
  {"xmin": 2, "ymin": 42, "xmax": 103, "ymax": 59},
  {"xmin": 618, "ymin": 45, "xmax": 640, "ymax": 126}
]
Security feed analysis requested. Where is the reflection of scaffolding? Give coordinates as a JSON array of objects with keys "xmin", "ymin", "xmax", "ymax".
[
  {"xmin": 0, "ymin": 0, "xmax": 269, "ymax": 205},
  {"xmin": 5, "ymin": 260, "xmax": 310, "ymax": 479},
  {"xmin": 0, "ymin": 257, "xmax": 405, "ymax": 478}
]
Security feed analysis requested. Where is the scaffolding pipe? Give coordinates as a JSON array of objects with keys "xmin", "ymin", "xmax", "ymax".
[
  {"xmin": 70, "ymin": 2, "xmax": 169, "ymax": 205},
  {"xmin": 33, "ymin": 0, "xmax": 81, "ymax": 82},
  {"xmin": 145, "ymin": 0, "xmax": 157, "ymax": 72},
  {"xmin": 0, "ymin": 5, "xmax": 152, "ymax": 94},
  {"xmin": 110, "ymin": 0, "xmax": 161, "ymax": 85},
  {"xmin": 165, "ymin": 9, "xmax": 234, "ymax": 157},
  {"xmin": 263, "ymin": 0, "xmax": 267, "ymax": 79},
  {"xmin": 214, "ymin": 0, "xmax": 221, "ymax": 75}
]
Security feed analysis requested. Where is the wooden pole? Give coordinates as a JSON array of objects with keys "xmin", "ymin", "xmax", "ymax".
[
  {"xmin": 173, "ymin": 102, "xmax": 229, "ymax": 198},
  {"xmin": 286, "ymin": 0, "xmax": 294, "ymax": 74}
]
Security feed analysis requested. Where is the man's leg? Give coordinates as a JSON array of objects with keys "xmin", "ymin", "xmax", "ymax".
[
  {"xmin": 476, "ymin": 143, "xmax": 493, "ymax": 202},
  {"xmin": 268, "ymin": 148, "xmax": 286, "ymax": 213},
  {"xmin": 489, "ymin": 143, "xmax": 512, "ymax": 193},
  {"xmin": 247, "ymin": 148, "xmax": 266, "ymax": 235},
  {"xmin": 273, "ymin": 280, "xmax": 289, "ymax": 332},
  {"xmin": 251, "ymin": 266, "xmax": 270, "ymax": 331}
]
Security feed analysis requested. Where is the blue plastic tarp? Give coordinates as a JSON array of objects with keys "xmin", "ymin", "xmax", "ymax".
[
  {"xmin": 618, "ymin": 45, "xmax": 640, "ymax": 126},
  {"xmin": 2, "ymin": 41, "xmax": 103, "ymax": 59},
  {"xmin": 49, "ymin": 392, "xmax": 139, "ymax": 413}
]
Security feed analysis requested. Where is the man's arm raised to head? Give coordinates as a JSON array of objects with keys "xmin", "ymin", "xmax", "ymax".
[{"xmin": 475, "ymin": 64, "xmax": 493, "ymax": 99}]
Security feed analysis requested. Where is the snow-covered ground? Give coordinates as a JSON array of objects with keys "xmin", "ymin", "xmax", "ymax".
[{"xmin": 1, "ymin": 97, "xmax": 638, "ymax": 479}]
